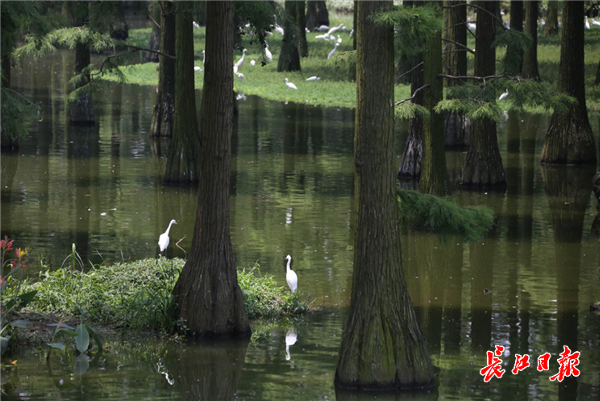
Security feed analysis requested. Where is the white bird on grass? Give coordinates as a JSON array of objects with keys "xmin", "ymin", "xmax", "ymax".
[
  {"xmin": 158, "ymin": 220, "xmax": 178, "ymax": 254},
  {"xmin": 234, "ymin": 64, "xmax": 238, "ymax": 74},
  {"xmin": 235, "ymin": 49, "xmax": 247, "ymax": 69},
  {"xmin": 275, "ymin": 24, "xmax": 284, "ymax": 35},
  {"xmin": 306, "ymin": 76, "xmax": 320, "ymax": 81},
  {"xmin": 285, "ymin": 78, "xmax": 297, "ymax": 90},
  {"xmin": 285, "ymin": 255, "xmax": 298, "ymax": 293},
  {"xmin": 194, "ymin": 66, "xmax": 202, "ymax": 72},
  {"xmin": 250, "ymin": 60, "xmax": 256, "ymax": 66},
  {"xmin": 236, "ymin": 72, "xmax": 245, "ymax": 79},
  {"xmin": 498, "ymin": 89, "xmax": 509, "ymax": 101},
  {"xmin": 585, "ymin": 16, "xmax": 590, "ymax": 30},
  {"xmin": 316, "ymin": 25, "xmax": 329, "ymax": 32},
  {"xmin": 193, "ymin": 21, "xmax": 200, "ymax": 29},
  {"xmin": 593, "ymin": 19, "xmax": 600, "ymax": 26},
  {"xmin": 328, "ymin": 42, "xmax": 339, "ymax": 60},
  {"xmin": 337, "ymin": 35, "xmax": 342, "ymax": 44},
  {"xmin": 265, "ymin": 42, "xmax": 273, "ymax": 62},
  {"xmin": 329, "ymin": 35, "xmax": 336, "ymax": 41},
  {"xmin": 326, "ymin": 23, "xmax": 344, "ymax": 36},
  {"xmin": 202, "ymin": 50, "xmax": 205, "ymax": 65},
  {"xmin": 315, "ymin": 34, "xmax": 328, "ymax": 40}
]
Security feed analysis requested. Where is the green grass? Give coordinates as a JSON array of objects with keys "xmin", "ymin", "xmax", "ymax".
[{"xmin": 8, "ymin": 259, "xmax": 311, "ymax": 333}]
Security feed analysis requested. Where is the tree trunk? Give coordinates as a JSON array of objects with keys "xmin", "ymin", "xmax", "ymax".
[
  {"xmin": 150, "ymin": 1, "xmax": 175, "ymax": 138},
  {"xmin": 543, "ymin": 0, "xmax": 559, "ymax": 37},
  {"xmin": 595, "ymin": 56, "xmax": 600, "ymax": 85},
  {"xmin": 505, "ymin": 0, "xmax": 523, "ymax": 75},
  {"xmin": 172, "ymin": 1, "xmax": 250, "ymax": 337},
  {"xmin": 164, "ymin": 1, "xmax": 200, "ymax": 183},
  {"xmin": 398, "ymin": 58, "xmax": 424, "ymax": 178},
  {"xmin": 419, "ymin": 30, "xmax": 449, "ymax": 195},
  {"xmin": 297, "ymin": 1, "xmax": 308, "ymax": 57},
  {"xmin": 335, "ymin": 0, "xmax": 434, "ymax": 390},
  {"xmin": 278, "ymin": 1, "xmax": 301, "ymax": 72},
  {"xmin": 145, "ymin": 2, "xmax": 161, "ymax": 62},
  {"xmin": 315, "ymin": 1, "xmax": 330, "ymax": 26},
  {"xmin": 306, "ymin": 0, "xmax": 317, "ymax": 30},
  {"xmin": 522, "ymin": 1, "xmax": 539, "ymax": 80},
  {"xmin": 462, "ymin": 1, "xmax": 505, "ymax": 186},
  {"xmin": 109, "ymin": 0, "xmax": 129, "ymax": 40},
  {"xmin": 348, "ymin": 1, "xmax": 358, "ymax": 82},
  {"xmin": 443, "ymin": 0, "xmax": 468, "ymax": 148},
  {"xmin": 541, "ymin": 1, "xmax": 596, "ymax": 165},
  {"xmin": 1, "ymin": 53, "xmax": 9, "ymax": 89}
]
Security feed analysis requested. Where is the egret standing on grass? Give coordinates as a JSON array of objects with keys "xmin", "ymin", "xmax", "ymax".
[
  {"xmin": 285, "ymin": 78, "xmax": 298, "ymax": 90},
  {"xmin": 265, "ymin": 42, "xmax": 273, "ymax": 62},
  {"xmin": 498, "ymin": 89, "xmax": 509, "ymax": 101},
  {"xmin": 328, "ymin": 42, "xmax": 339, "ymax": 60},
  {"xmin": 235, "ymin": 49, "xmax": 247, "ymax": 69},
  {"xmin": 158, "ymin": 219, "xmax": 178, "ymax": 255},
  {"xmin": 285, "ymin": 255, "xmax": 298, "ymax": 293},
  {"xmin": 326, "ymin": 23, "xmax": 344, "ymax": 36}
]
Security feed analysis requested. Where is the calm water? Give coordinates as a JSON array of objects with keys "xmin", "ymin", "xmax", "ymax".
[{"xmin": 2, "ymin": 47, "xmax": 600, "ymax": 400}]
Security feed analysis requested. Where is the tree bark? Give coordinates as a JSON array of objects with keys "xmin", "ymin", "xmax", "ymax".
[
  {"xmin": 462, "ymin": 1, "xmax": 505, "ymax": 186},
  {"xmin": 541, "ymin": 1, "xmax": 596, "ymax": 165},
  {"xmin": 306, "ymin": 0, "xmax": 317, "ymax": 31},
  {"xmin": 543, "ymin": 0, "xmax": 559, "ymax": 37},
  {"xmin": 278, "ymin": 1, "xmax": 301, "ymax": 72},
  {"xmin": 419, "ymin": 30, "xmax": 449, "ymax": 195},
  {"xmin": 150, "ymin": 1, "xmax": 176, "ymax": 138},
  {"xmin": 348, "ymin": 1, "xmax": 358, "ymax": 82},
  {"xmin": 335, "ymin": 0, "xmax": 434, "ymax": 390},
  {"xmin": 443, "ymin": 0, "xmax": 468, "ymax": 148},
  {"xmin": 505, "ymin": 0, "xmax": 523, "ymax": 75},
  {"xmin": 164, "ymin": 1, "xmax": 200, "ymax": 183},
  {"xmin": 172, "ymin": 1, "xmax": 250, "ymax": 337},
  {"xmin": 109, "ymin": 0, "xmax": 129, "ymax": 40},
  {"xmin": 398, "ymin": 58, "xmax": 424, "ymax": 178},
  {"xmin": 145, "ymin": 2, "xmax": 161, "ymax": 62},
  {"xmin": 522, "ymin": 1, "xmax": 539, "ymax": 80},
  {"xmin": 315, "ymin": 1, "xmax": 330, "ymax": 26},
  {"xmin": 297, "ymin": 1, "xmax": 308, "ymax": 57},
  {"xmin": 595, "ymin": 56, "xmax": 600, "ymax": 85}
]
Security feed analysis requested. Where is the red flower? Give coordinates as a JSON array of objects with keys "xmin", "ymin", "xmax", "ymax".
[
  {"xmin": 6, "ymin": 240, "xmax": 14, "ymax": 252},
  {"xmin": 10, "ymin": 260, "xmax": 17, "ymax": 269}
]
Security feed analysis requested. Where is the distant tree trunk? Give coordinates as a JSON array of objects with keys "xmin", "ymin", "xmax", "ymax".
[
  {"xmin": 419, "ymin": 30, "xmax": 449, "ymax": 195},
  {"xmin": 541, "ymin": 1, "xmax": 596, "ymax": 165},
  {"xmin": 505, "ymin": 0, "xmax": 523, "ymax": 74},
  {"xmin": 595, "ymin": 57, "xmax": 600, "ymax": 85},
  {"xmin": 543, "ymin": 0, "xmax": 559, "ymax": 37},
  {"xmin": 522, "ymin": 1, "xmax": 539, "ymax": 80},
  {"xmin": 297, "ymin": 1, "xmax": 308, "ymax": 57},
  {"xmin": 109, "ymin": 1, "xmax": 129, "ymax": 40},
  {"xmin": 348, "ymin": 1, "xmax": 358, "ymax": 81},
  {"xmin": 306, "ymin": 0, "xmax": 317, "ymax": 30},
  {"xmin": 277, "ymin": 1, "xmax": 301, "ymax": 72},
  {"xmin": 315, "ymin": 1, "xmax": 330, "ymax": 26},
  {"xmin": 335, "ymin": 0, "xmax": 434, "ymax": 390},
  {"xmin": 150, "ymin": 1, "xmax": 175, "ymax": 138},
  {"xmin": 1, "ymin": 54, "xmax": 9, "ymax": 89},
  {"xmin": 443, "ymin": 0, "xmax": 468, "ymax": 148},
  {"xmin": 172, "ymin": 1, "xmax": 250, "ymax": 337},
  {"xmin": 163, "ymin": 1, "xmax": 200, "ymax": 183},
  {"xmin": 462, "ymin": 1, "xmax": 505, "ymax": 186},
  {"xmin": 145, "ymin": 2, "xmax": 160, "ymax": 62},
  {"xmin": 195, "ymin": 0, "xmax": 207, "ymax": 26},
  {"xmin": 398, "ymin": 58, "xmax": 423, "ymax": 178}
]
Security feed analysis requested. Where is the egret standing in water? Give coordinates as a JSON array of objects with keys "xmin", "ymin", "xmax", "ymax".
[
  {"xmin": 158, "ymin": 219, "xmax": 178, "ymax": 255},
  {"xmin": 285, "ymin": 255, "xmax": 298, "ymax": 293}
]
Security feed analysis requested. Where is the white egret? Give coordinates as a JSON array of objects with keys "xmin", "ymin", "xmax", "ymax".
[
  {"xmin": 234, "ymin": 64, "xmax": 238, "ymax": 74},
  {"xmin": 158, "ymin": 220, "xmax": 178, "ymax": 253},
  {"xmin": 329, "ymin": 35, "xmax": 335, "ymax": 41},
  {"xmin": 235, "ymin": 49, "xmax": 247, "ymax": 69},
  {"xmin": 315, "ymin": 34, "xmax": 328, "ymax": 40},
  {"xmin": 285, "ymin": 328, "xmax": 297, "ymax": 361},
  {"xmin": 194, "ymin": 66, "xmax": 202, "ymax": 72},
  {"xmin": 265, "ymin": 42, "xmax": 273, "ymax": 62},
  {"xmin": 202, "ymin": 50, "xmax": 205, "ymax": 65},
  {"xmin": 468, "ymin": 22, "xmax": 476, "ymax": 31},
  {"xmin": 585, "ymin": 16, "xmax": 590, "ymax": 29},
  {"xmin": 327, "ymin": 42, "xmax": 339, "ymax": 60},
  {"xmin": 593, "ymin": 19, "xmax": 600, "ymax": 26},
  {"xmin": 236, "ymin": 72, "xmax": 245, "ymax": 79},
  {"xmin": 498, "ymin": 89, "xmax": 509, "ymax": 101},
  {"xmin": 193, "ymin": 21, "xmax": 200, "ymax": 29},
  {"xmin": 250, "ymin": 60, "xmax": 256, "ymax": 66},
  {"xmin": 349, "ymin": 29, "xmax": 354, "ymax": 37},
  {"xmin": 305, "ymin": 27, "xmax": 310, "ymax": 33},
  {"xmin": 316, "ymin": 25, "xmax": 329, "ymax": 32},
  {"xmin": 337, "ymin": 35, "xmax": 342, "ymax": 44},
  {"xmin": 285, "ymin": 78, "xmax": 298, "ymax": 90},
  {"xmin": 306, "ymin": 76, "xmax": 320, "ymax": 81},
  {"xmin": 275, "ymin": 24, "xmax": 284, "ymax": 35},
  {"xmin": 285, "ymin": 255, "xmax": 298, "ymax": 293},
  {"xmin": 326, "ymin": 23, "xmax": 344, "ymax": 36}
]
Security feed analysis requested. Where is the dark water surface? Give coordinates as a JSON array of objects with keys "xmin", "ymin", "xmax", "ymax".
[{"xmin": 2, "ymin": 49, "xmax": 600, "ymax": 400}]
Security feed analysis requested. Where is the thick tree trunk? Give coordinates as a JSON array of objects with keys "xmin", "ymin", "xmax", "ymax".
[
  {"xmin": 419, "ymin": 30, "xmax": 449, "ymax": 195},
  {"xmin": 278, "ymin": 1, "xmax": 301, "ymax": 72},
  {"xmin": 297, "ymin": 1, "xmax": 308, "ymax": 57},
  {"xmin": 348, "ymin": 1, "xmax": 357, "ymax": 82},
  {"xmin": 595, "ymin": 56, "xmax": 600, "ymax": 85},
  {"xmin": 506, "ymin": 0, "xmax": 523, "ymax": 75},
  {"xmin": 315, "ymin": 1, "xmax": 330, "ymax": 26},
  {"xmin": 150, "ymin": 1, "xmax": 175, "ymax": 138},
  {"xmin": 172, "ymin": 1, "xmax": 250, "ymax": 337},
  {"xmin": 462, "ymin": 1, "xmax": 505, "ymax": 186},
  {"xmin": 145, "ymin": 2, "xmax": 161, "ymax": 62},
  {"xmin": 522, "ymin": 1, "xmax": 539, "ymax": 80},
  {"xmin": 109, "ymin": 0, "xmax": 129, "ymax": 40},
  {"xmin": 306, "ymin": 0, "xmax": 317, "ymax": 30},
  {"xmin": 443, "ymin": 0, "xmax": 468, "ymax": 148},
  {"xmin": 164, "ymin": 1, "xmax": 200, "ymax": 183},
  {"xmin": 398, "ymin": 58, "xmax": 424, "ymax": 178},
  {"xmin": 1, "ymin": 54, "xmax": 9, "ymax": 89},
  {"xmin": 69, "ymin": 42, "xmax": 95, "ymax": 125},
  {"xmin": 335, "ymin": 0, "xmax": 434, "ymax": 390},
  {"xmin": 543, "ymin": 0, "xmax": 559, "ymax": 37},
  {"xmin": 541, "ymin": 1, "xmax": 596, "ymax": 165}
]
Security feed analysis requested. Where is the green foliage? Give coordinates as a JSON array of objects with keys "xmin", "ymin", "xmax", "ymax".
[
  {"xmin": 238, "ymin": 264, "xmax": 312, "ymax": 320},
  {"xmin": 492, "ymin": 29, "xmax": 533, "ymax": 74},
  {"xmin": 1, "ymin": 88, "xmax": 40, "ymax": 144},
  {"xmin": 397, "ymin": 190, "xmax": 494, "ymax": 242},
  {"xmin": 394, "ymin": 102, "xmax": 430, "ymax": 120},
  {"xmin": 48, "ymin": 311, "xmax": 102, "ymax": 359},
  {"xmin": 13, "ymin": 258, "xmax": 311, "ymax": 334},
  {"xmin": 375, "ymin": 4, "xmax": 444, "ymax": 61}
]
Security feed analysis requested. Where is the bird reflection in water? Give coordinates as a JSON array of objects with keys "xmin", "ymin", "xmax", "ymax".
[{"xmin": 285, "ymin": 329, "xmax": 297, "ymax": 361}]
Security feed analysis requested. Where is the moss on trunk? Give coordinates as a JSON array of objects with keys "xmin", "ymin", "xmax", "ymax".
[
  {"xmin": 541, "ymin": 1, "xmax": 597, "ymax": 165},
  {"xmin": 164, "ymin": 1, "xmax": 200, "ymax": 183},
  {"xmin": 172, "ymin": 1, "xmax": 250, "ymax": 337},
  {"xmin": 522, "ymin": 1, "xmax": 539, "ymax": 80},
  {"xmin": 335, "ymin": 0, "xmax": 434, "ymax": 391}
]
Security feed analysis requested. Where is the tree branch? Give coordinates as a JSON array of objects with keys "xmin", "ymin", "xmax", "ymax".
[
  {"xmin": 441, "ymin": 38, "xmax": 475, "ymax": 54},
  {"xmin": 438, "ymin": 73, "xmax": 510, "ymax": 81},
  {"xmin": 121, "ymin": 44, "xmax": 175, "ymax": 59},
  {"xmin": 394, "ymin": 84, "xmax": 429, "ymax": 106},
  {"xmin": 148, "ymin": 11, "xmax": 161, "ymax": 29},
  {"xmin": 443, "ymin": 3, "xmax": 507, "ymax": 30},
  {"xmin": 397, "ymin": 61, "xmax": 423, "ymax": 82}
]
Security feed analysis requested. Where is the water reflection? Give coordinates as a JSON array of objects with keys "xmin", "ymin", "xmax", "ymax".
[{"xmin": 285, "ymin": 328, "xmax": 298, "ymax": 361}]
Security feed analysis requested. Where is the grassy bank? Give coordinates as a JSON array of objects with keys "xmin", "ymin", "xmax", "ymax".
[
  {"xmin": 103, "ymin": 22, "xmax": 600, "ymax": 112},
  {"xmin": 5, "ymin": 259, "xmax": 312, "ymax": 335}
]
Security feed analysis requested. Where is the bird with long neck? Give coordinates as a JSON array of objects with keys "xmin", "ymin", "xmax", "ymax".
[
  {"xmin": 158, "ymin": 219, "xmax": 178, "ymax": 255},
  {"xmin": 285, "ymin": 255, "xmax": 298, "ymax": 293}
]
